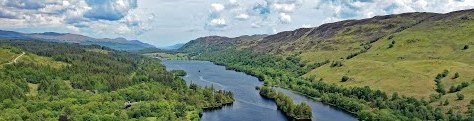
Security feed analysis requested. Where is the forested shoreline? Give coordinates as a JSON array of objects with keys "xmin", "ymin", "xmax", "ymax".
[
  {"xmin": 0, "ymin": 40, "xmax": 234, "ymax": 120},
  {"xmin": 257, "ymin": 86, "xmax": 312, "ymax": 120}
]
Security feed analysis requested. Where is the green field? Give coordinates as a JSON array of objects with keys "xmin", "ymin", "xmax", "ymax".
[{"xmin": 303, "ymin": 12, "xmax": 474, "ymax": 110}]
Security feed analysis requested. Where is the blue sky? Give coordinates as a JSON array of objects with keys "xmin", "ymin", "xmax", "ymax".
[{"xmin": 1, "ymin": 0, "xmax": 474, "ymax": 47}]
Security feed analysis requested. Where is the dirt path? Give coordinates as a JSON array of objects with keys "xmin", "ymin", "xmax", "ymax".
[{"xmin": 6, "ymin": 52, "xmax": 25, "ymax": 64}]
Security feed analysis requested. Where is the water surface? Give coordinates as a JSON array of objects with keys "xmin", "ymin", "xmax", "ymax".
[{"xmin": 162, "ymin": 60, "xmax": 357, "ymax": 121}]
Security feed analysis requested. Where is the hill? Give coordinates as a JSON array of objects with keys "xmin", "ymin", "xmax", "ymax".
[
  {"xmin": 178, "ymin": 9, "xmax": 474, "ymax": 120},
  {"xmin": 0, "ymin": 40, "xmax": 233, "ymax": 120},
  {"xmin": 0, "ymin": 30, "xmax": 155, "ymax": 51}
]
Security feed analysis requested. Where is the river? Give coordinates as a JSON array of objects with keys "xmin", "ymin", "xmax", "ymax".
[{"xmin": 162, "ymin": 60, "xmax": 357, "ymax": 121}]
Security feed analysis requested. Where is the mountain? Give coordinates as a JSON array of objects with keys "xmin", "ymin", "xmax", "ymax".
[
  {"xmin": 179, "ymin": 9, "xmax": 474, "ymax": 117},
  {"xmin": 0, "ymin": 30, "xmax": 155, "ymax": 51},
  {"xmin": 0, "ymin": 40, "xmax": 233, "ymax": 120},
  {"xmin": 180, "ymin": 34, "xmax": 267, "ymax": 53}
]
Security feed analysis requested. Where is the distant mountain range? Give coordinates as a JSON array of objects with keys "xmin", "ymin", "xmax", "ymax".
[
  {"xmin": 160, "ymin": 43, "xmax": 186, "ymax": 50},
  {"xmin": 0, "ymin": 30, "xmax": 155, "ymax": 51}
]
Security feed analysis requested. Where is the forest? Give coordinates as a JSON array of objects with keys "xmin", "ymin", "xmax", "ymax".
[
  {"xmin": 257, "ymin": 86, "xmax": 312, "ymax": 120},
  {"xmin": 194, "ymin": 49, "xmax": 474, "ymax": 121},
  {"xmin": 0, "ymin": 40, "xmax": 234, "ymax": 120}
]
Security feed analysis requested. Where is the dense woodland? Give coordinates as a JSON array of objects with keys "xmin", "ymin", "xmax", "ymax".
[
  {"xmin": 0, "ymin": 40, "xmax": 233, "ymax": 120},
  {"xmin": 194, "ymin": 49, "xmax": 474, "ymax": 121},
  {"xmin": 257, "ymin": 86, "xmax": 312, "ymax": 120}
]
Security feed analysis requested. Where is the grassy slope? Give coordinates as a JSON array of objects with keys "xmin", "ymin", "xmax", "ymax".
[
  {"xmin": 0, "ymin": 47, "xmax": 69, "ymax": 97},
  {"xmin": 304, "ymin": 10, "xmax": 474, "ymax": 110},
  {"xmin": 0, "ymin": 48, "xmax": 20, "ymax": 64}
]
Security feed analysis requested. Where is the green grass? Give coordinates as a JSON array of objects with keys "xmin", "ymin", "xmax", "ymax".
[
  {"xmin": 26, "ymin": 83, "xmax": 38, "ymax": 97},
  {"xmin": 303, "ymin": 12, "xmax": 474, "ymax": 110},
  {"xmin": 0, "ymin": 48, "xmax": 21, "ymax": 65}
]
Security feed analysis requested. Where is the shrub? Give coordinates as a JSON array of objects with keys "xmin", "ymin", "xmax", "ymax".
[
  {"xmin": 453, "ymin": 72, "xmax": 459, "ymax": 79},
  {"xmin": 463, "ymin": 45, "xmax": 469, "ymax": 50},
  {"xmin": 444, "ymin": 99, "xmax": 450, "ymax": 106},
  {"xmin": 341, "ymin": 76, "xmax": 351, "ymax": 82},
  {"xmin": 388, "ymin": 41, "xmax": 395, "ymax": 48},
  {"xmin": 457, "ymin": 93, "xmax": 465, "ymax": 100},
  {"xmin": 442, "ymin": 70, "xmax": 449, "ymax": 77},
  {"xmin": 330, "ymin": 61, "xmax": 343, "ymax": 68}
]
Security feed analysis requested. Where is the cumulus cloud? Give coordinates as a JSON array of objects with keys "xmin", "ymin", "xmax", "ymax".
[
  {"xmin": 210, "ymin": 3, "xmax": 225, "ymax": 13},
  {"xmin": 206, "ymin": 0, "xmax": 304, "ymax": 32},
  {"xmin": 206, "ymin": 3, "xmax": 230, "ymax": 31},
  {"xmin": 209, "ymin": 18, "xmax": 227, "ymax": 27},
  {"xmin": 0, "ymin": 7, "xmax": 19, "ymax": 19},
  {"xmin": 279, "ymin": 13, "xmax": 291, "ymax": 24},
  {"xmin": 84, "ymin": 0, "xmax": 138, "ymax": 21},
  {"xmin": 5, "ymin": 0, "xmax": 45, "ymax": 10},
  {"xmin": 0, "ymin": 0, "xmax": 153, "ymax": 36},
  {"xmin": 235, "ymin": 13, "xmax": 250, "ymax": 20},
  {"xmin": 273, "ymin": 3, "xmax": 296, "ymax": 13}
]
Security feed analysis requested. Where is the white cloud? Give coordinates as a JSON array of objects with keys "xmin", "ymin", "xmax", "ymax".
[
  {"xmin": 251, "ymin": 23, "xmax": 262, "ymax": 28},
  {"xmin": 273, "ymin": 3, "xmax": 296, "ymax": 13},
  {"xmin": 210, "ymin": 3, "xmax": 225, "ymax": 13},
  {"xmin": 235, "ymin": 13, "xmax": 250, "ymax": 20},
  {"xmin": 229, "ymin": 0, "xmax": 237, "ymax": 5},
  {"xmin": 279, "ymin": 13, "xmax": 291, "ymax": 24},
  {"xmin": 209, "ymin": 18, "xmax": 227, "ymax": 27},
  {"xmin": 302, "ymin": 24, "xmax": 312, "ymax": 28}
]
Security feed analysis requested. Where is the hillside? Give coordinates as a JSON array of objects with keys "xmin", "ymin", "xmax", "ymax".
[
  {"xmin": 0, "ymin": 30, "xmax": 155, "ymax": 51},
  {"xmin": 0, "ymin": 40, "xmax": 233, "ymax": 120},
  {"xmin": 179, "ymin": 35, "xmax": 267, "ymax": 53},
  {"xmin": 178, "ymin": 9, "xmax": 474, "ymax": 120}
]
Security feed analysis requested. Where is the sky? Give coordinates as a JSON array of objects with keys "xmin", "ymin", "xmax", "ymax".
[{"xmin": 1, "ymin": 0, "xmax": 474, "ymax": 47}]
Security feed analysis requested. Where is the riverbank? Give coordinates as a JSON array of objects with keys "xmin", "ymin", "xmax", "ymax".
[{"xmin": 162, "ymin": 60, "xmax": 357, "ymax": 121}]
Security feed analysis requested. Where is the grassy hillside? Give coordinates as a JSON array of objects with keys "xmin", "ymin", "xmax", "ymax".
[
  {"xmin": 0, "ymin": 40, "xmax": 233, "ymax": 120},
  {"xmin": 305, "ymin": 9, "xmax": 474, "ymax": 108},
  {"xmin": 178, "ymin": 9, "xmax": 474, "ymax": 120}
]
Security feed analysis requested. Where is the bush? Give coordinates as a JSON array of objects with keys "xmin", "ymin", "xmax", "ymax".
[
  {"xmin": 463, "ymin": 45, "xmax": 469, "ymax": 50},
  {"xmin": 453, "ymin": 72, "xmax": 459, "ymax": 79},
  {"xmin": 330, "ymin": 61, "xmax": 343, "ymax": 68},
  {"xmin": 341, "ymin": 76, "xmax": 351, "ymax": 82},
  {"xmin": 444, "ymin": 99, "xmax": 450, "ymax": 106},
  {"xmin": 388, "ymin": 41, "xmax": 395, "ymax": 48},
  {"xmin": 457, "ymin": 93, "xmax": 465, "ymax": 100}
]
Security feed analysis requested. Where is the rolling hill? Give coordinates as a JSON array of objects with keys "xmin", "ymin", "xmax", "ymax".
[
  {"xmin": 178, "ymin": 9, "xmax": 474, "ymax": 119},
  {"xmin": 0, "ymin": 40, "xmax": 233, "ymax": 120},
  {"xmin": 0, "ymin": 30, "xmax": 155, "ymax": 51}
]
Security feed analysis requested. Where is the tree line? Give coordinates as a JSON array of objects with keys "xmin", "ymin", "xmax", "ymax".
[{"xmin": 258, "ymin": 86, "xmax": 312, "ymax": 120}]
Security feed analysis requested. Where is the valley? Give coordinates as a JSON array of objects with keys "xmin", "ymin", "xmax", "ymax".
[
  {"xmin": 173, "ymin": 9, "xmax": 474, "ymax": 120},
  {"xmin": 1, "ymin": 5, "xmax": 474, "ymax": 121}
]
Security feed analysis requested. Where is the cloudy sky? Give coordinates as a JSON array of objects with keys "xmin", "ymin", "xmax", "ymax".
[{"xmin": 1, "ymin": 0, "xmax": 474, "ymax": 47}]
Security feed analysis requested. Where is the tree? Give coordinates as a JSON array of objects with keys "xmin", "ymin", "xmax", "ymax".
[
  {"xmin": 341, "ymin": 76, "xmax": 350, "ymax": 82},
  {"xmin": 442, "ymin": 70, "xmax": 449, "ymax": 78},
  {"xmin": 453, "ymin": 72, "xmax": 459, "ymax": 79},
  {"xmin": 391, "ymin": 92, "xmax": 399, "ymax": 101},
  {"xmin": 457, "ymin": 93, "xmax": 464, "ymax": 100},
  {"xmin": 444, "ymin": 99, "xmax": 450, "ymax": 106},
  {"xmin": 463, "ymin": 45, "xmax": 469, "ymax": 50}
]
